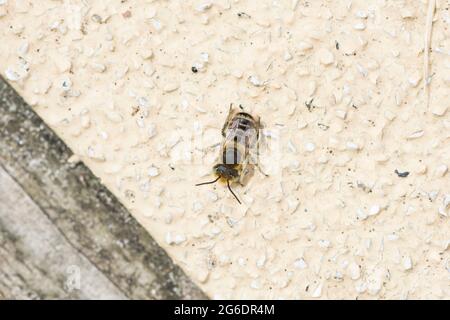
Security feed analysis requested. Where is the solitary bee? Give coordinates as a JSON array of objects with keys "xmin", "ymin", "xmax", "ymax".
[{"xmin": 196, "ymin": 104, "xmax": 265, "ymax": 204}]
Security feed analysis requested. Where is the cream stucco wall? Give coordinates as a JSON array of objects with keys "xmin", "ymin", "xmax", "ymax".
[{"xmin": 1, "ymin": 0, "xmax": 449, "ymax": 299}]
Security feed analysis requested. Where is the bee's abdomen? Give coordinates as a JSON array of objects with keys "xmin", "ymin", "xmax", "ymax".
[
  {"xmin": 222, "ymin": 112, "xmax": 259, "ymax": 165},
  {"xmin": 237, "ymin": 118, "xmax": 252, "ymax": 131},
  {"xmin": 222, "ymin": 146, "xmax": 242, "ymax": 165},
  {"xmin": 227, "ymin": 113, "xmax": 257, "ymax": 134}
]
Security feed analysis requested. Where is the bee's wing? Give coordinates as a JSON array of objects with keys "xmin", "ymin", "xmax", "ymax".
[
  {"xmin": 221, "ymin": 104, "xmax": 238, "ymax": 137},
  {"xmin": 238, "ymin": 160, "xmax": 255, "ymax": 186}
]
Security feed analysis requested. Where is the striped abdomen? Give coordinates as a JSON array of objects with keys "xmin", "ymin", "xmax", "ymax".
[{"xmin": 222, "ymin": 112, "xmax": 258, "ymax": 165}]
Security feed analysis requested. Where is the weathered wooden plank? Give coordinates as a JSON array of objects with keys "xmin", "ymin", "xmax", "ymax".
[
  {"xmin": 0, "ymin": 166, "xmax": 127, "ymax": 299},
  {"xmin": 0, "ymin": 77, "xmax": 207, "ymax": 300}
]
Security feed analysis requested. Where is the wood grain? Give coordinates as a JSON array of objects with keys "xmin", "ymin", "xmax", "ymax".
[
  {"xmin": 0, "ymin": 167, "xmax": 127, "ymax": 299},
  {"xmin": 0, "ymin": 77, "xmax": 207, "ymax": 300}
]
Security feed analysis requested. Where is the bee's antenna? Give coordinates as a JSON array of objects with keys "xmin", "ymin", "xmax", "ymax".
[
  {"xmin": 195, "ymin": 176, "xmax": 220, "ymax": 186},
  {"xmin": 227, "ymin": 180, "xmax": 241, "ymax": 204}
]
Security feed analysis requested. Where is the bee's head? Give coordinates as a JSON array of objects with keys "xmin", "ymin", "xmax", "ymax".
[
  {"xmin": 195, "ymin": 164, "xmax": 242, "ymax": 205},
  {"xmin": 213, "ymin": 164, "xmax": 239, "ymax": 181}
]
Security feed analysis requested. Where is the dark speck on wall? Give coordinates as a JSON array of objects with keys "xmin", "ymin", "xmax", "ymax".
[{"xmin": 395, "ymin": 169, "xmax": 410, "ymax": 178}]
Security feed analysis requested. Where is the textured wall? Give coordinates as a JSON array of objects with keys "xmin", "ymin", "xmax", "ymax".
[
  {"xmin": 0, "ymin": 79, "xmax": 207, "ymax": 299},
  {"xmin": 0, "ymin": 0, "xmax": 449, "ymax": 299}
]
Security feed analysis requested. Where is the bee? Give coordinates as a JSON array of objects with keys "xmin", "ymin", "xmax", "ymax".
[{"xmin": 196, "ymin": 104, "xmax": 265, "ymax": 204}]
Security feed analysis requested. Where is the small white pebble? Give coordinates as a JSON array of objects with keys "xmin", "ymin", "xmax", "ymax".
[
  {"xmin": 387, "ymin": 233, "xmax": 399, "ymax": 241},
  {"xmin": 334, "ymin": 271, "xmax": 344, "ymax": 280},
  {"xmin": 287, "ymin": 140, "xmax": 297, "ymax": 153},
  {"xmin": 428, "ymin": 190, "xmax": 439, "ymax": 202},
  {"xmin": 367, "ymin": 274, "xmax": 383, "ymax": 295},
  {"xmin": 443, "ymin": 195, "xmax": 450, "ymax": 209},
  {"xmin": 318, "ymin": 239, "xmax": 331, "ymax": 248},
  {"xmin": 401, "ymin": 8, "xmax": 415, "ymax": 19},
  {"xmin": 165, "ymin": 232, "xmax": 173, "ymax": 245},
  {"xmin": 138, "ymin": 97, "xmax": 150, "ymax": 110},
  {"xmin": 104, "ymin": 110, "xmax": 122, "ymax": 123},
  {"xmin": 402, "ymin": 256, "xmax": 413, "ymax": 270},
  {"xmin": 289, "ymin": 159, "xmax": 301, "ymax": 171},
  {"xmin": 256, "ymin": 255, "xmax": 266, "ymax": 268},
  {"xmin": 384, "ymin": 110, "xmax": 396, "ymax": 121},
  {"xmin": 98, "ymin": 131, "xmax": 108, "ymax": 140},
  {"xmin": 79, "ymin": 112, "xmax": 90, "ymax": 128},
  {"xmin": 192, "ymin": 201, "xmax": 203, "ymax": 213},
  {"xmin": 431, "ymin": 105, "xmax": 448, "ymax": 117},
  {"xmin": 346, "ymin": 141, "xmax": 360, "ymax": 151},
  {"xmin": 147, "ymin": 166, "xmax": 160, "ymax": 177},
  {"xmin": 17, "ymin": 42, "xmax": 29, "ymax": 56},
  {"xmin": 210, "ymin": 226, "xmax": 222, "ymax": 236},
  {"xmin": 231, "ymin": 70, "xmax": 243, "ymax": 78},
  {"xmin": 406, "ymin": 130, "xmax": 424, "ymax": 140},
  {"xmin": 416, "ymin": 164, "xmax": 428, "ymax": 174},
  {"xmin": 61, "ymin": 78, "xmax": 72, "ymax": 91},
  {"xmin": 305, "ymin": 142, "xmax": 315, "ymax": 152},
  {"xmin": 335, "ymin": 109, "xmax": 347, "ymax": 119},
  {"xmin": 140, "ymin": 49, "xmax": 153, "ymax": 60},
  {"xmin": 163, "ymin": 83, "xmax": 179, "ymax": 93},
  {"xmin": 248, "ymin": 75, "xmax": 263, "ymax": 87},
  {"xmin": 196, "ymin": 2, "xmax": 212, "ymax": 12},
  {"xmin": 317, "ymin": 155, "xmax": 329, "ymax": 164},
  {"xmin": 287, "ymin": 197, "xmax": 300, "ymax": 213},
  {"xmin": 5, "ymin": 68, "xmax": 20, "ymax": 81},
  {"xmin": 55, "ymin": 57, "xmax": 71, "ymax": 73},
  {"xmin": 293, "ymin": 258, "xmax": 307, "ymax": 269},
  {"xmin": 151, "ymin": 19, "xmax": 162, "ymax": 31},
  {"xmin": 355, "ymin": 281, "xmax": 367, "ymax": 293},
  {"xmin": 147, "ymin": 123, "xmax": 157, "ymax": 138},
  {"xmin": 297, "ymin": 41, "xmax": 313, "ymax": 52},
  {"xmin": 348, "ymin": 263, "xmax": 361, "ymax": 280},
  {"xmin": 438, "ymin": 206, "xmax": 448, "ymax": 217},
  {"xmin": 200, "ymin": 52, "xmax": 209, "ymax": 63},
  {"xmin": 250, "ymin": 279, "xmax": 262, "ymax": 290},
  {"xmin": 355, "ymin": 11, "xmax": 368, "ymax": 19},
  {"xmin": 307, "ymin": 80, "xmax": 316, "ymax": 96},
  {"xmin": 356, "ymin": 63, "xmax": 368, "ymax": 77},
  {"xmin": 89, "ymin": 62, "xmax": 106, "ymax": 73},
  {"xmin": 206, "ymin": 191, "xmax": 218, "ymax": 202},
  {"xmin": 283, "ymin": 51, "xmax": 293, "ymax": 61},
  {"xmin": 311, "ymin": 283, "xmax": 322, "ymax": 298},
  {"xmin": 368, "ymin": 205, "xmax": 381, "ymax": 216},
  {"xmin": 353, "ymin": 22, "xmax": 366, "ymax": 30},
  {"xmin": 196, "ymin": 269, "xmax": 209, "ymax": 283},
  {"xmin": 173, "ymin": 234, "xmax": 186, "ymax": 245},
  {"xmin": 392, "ymin": 49, "xmax": 400, "ymax": 57},
  {"xmin": 356, "ymin": 208, "xmax": 368, "ymax": 220},
  {"xmin": 435, "ymin": 165, "xmax": 448, "ymax": 178},
  {"xmin": 408, "ymin": 72, "xmax": 422, "ymax": 87},
  {"xmin": 319, "ymin": 49, "xmax": 334, "ymax": 65}
]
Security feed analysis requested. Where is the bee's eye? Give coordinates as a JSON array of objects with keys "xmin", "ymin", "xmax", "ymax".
[{"xmin": 215, "ymin": 165, "xmax": 225, "ymax": 174}]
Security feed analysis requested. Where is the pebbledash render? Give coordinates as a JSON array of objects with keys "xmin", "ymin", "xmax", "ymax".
[{"xmin": 1, "ymin": 0, "xmax": 449, "ymax": 299}]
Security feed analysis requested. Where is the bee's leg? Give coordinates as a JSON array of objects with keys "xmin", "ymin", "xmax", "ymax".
[
  {"xmin": 256, "ymin": 116, "xmax": 269, "ymax": 178},
  {"xmin": 256, "ymin": 162, "xmax": 269, "ymax": 177},
  {"xmin": 255, "ymin": 116, "xmax": 266, "ymax": 149},
  {"xmin": 239, "ymin": 164, "xmax": 252, "ymax": 186},
  {"xmin": 221, "ymin": 123, "xmax": 227, "ymax": 137},
  {"xmin": 221, "ymin": 103, "xmax": 235, "ymax": 137},
  {"xmin": 255, "ymin": 142, "xmax": 269, "ymax": 177},
  {"xmin": 237, "ymin": 172, "xmax": 245, "ymax": 186}
]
